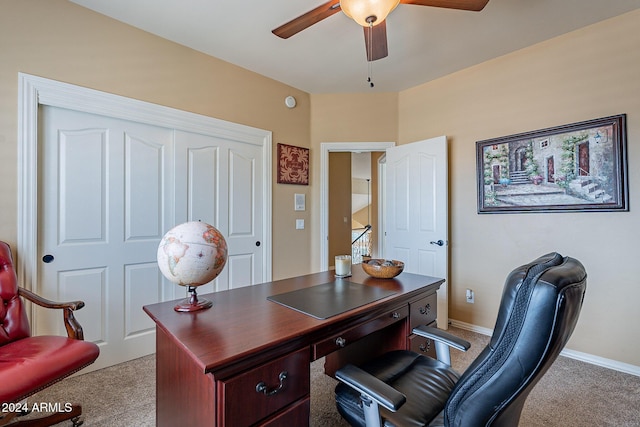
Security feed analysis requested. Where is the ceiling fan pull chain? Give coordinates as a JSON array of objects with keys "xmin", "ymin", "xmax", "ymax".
[{"xmin": 367, "ymin": 21, "xmax": 374, "ymax": 88}]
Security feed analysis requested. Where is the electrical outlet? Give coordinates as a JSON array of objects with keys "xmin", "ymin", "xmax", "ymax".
[{"xmin": 466, "ymin": 289, "xmax": 475, "ymax": 304}]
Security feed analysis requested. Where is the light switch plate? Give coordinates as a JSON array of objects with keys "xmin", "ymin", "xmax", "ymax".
[
  {"xmin": 294, "ymin": 193, "xmax": 305, "ymax": 211},
  {"xmin": 296, "ymin": 219, "xmax": 305, "ymax": 230}
]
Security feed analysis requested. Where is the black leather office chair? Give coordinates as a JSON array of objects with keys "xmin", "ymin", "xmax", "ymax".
[{"xmin": 335, "ymin": 252, "xmax": 587, "ymax": 427}]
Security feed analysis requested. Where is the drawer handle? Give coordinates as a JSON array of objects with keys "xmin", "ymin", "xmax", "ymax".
[
  {"xmin": 335, "ymin": 337, "xmax": 346, "ymax": 348},
  {"xmin": 419, "ymin": 341, "xmax": 431, "ymax": 353},
  {"xmin": 419, "ymin": 304, "xmax": 431, "ymax": 315},
  {"xmin": 255, "ymin": 371, "xmax": 288, "ymax": 396},
  {"xmin": 391, "ymin": 312, "xmax": 400, "ymax": 319}
]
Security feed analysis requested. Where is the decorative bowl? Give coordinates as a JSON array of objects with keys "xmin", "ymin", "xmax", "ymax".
[{"xmin": 361, "ymin": 259, "xmax": 404, "ymax": 279}]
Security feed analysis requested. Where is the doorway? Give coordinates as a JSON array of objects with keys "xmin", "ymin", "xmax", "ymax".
[
  {"xmin": 578, "ymin": 142, "xmax": 590, "ymax": 176},
  {"xmin": 320, "ymin": 142, "xmax": 395, "ymax": 271},
  {"xmin": 547, "ymin": 156, "xmax": 556, "ymax": 183},
  {"xmin": 327, "ymin": 152, "xmax": 382, "ymax": 267}
]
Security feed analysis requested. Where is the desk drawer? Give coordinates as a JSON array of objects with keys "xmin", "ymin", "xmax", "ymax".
[
  {"xmin": 410, "ymin": 293, "xmax": 437, "ymax": 329},
  {"xmin": 313, "ymin": 305, "xmax": 408, "ymax": 359},
  {"xmin": 409, "ymin": 320, "xmax": 437, "ymax": 358},
  {"xmin": 259, "ymin": 397, "xmax": 310, "ymax": 426},
  {"xmin": 218, "ymin": 347, "xmax": 309, "ymax": 426}
]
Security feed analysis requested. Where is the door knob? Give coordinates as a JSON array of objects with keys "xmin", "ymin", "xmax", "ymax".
[
  {"xmin": 42, "ymin": 254, "xmax": 55, "ymax": 263},
  {"xmin": 430, "ymin": 240, "xmax": 444, "ymax": 247}
]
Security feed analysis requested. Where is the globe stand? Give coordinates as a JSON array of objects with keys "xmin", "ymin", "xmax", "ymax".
[{"xmin": 174, "ymin": 285, "xmax": 213, "ymax": 312}]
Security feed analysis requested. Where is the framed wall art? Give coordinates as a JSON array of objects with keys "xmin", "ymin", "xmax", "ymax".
[
  {"xmin": 477, "ymin": 114, "xmax": 628, "ymax": 213},
  {"xmin": 277, "ymin": 143, "xmax": 310, "ymax": 185}
]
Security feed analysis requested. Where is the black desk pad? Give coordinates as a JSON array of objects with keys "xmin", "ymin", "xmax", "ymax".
[{"xmin": 267, "ymin": 280, "xmax": 397, "ymax": 319}]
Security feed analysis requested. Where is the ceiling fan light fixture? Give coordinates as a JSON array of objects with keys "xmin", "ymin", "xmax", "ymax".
[{"xmin": 340, "ymin": 0, "xmax": 400, "ymax": 27}]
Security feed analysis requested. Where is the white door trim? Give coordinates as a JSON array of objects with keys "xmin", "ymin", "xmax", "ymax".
[
  {"xmin": 319, "ymin": 142, "xmax": 395, "ymax": 271},
  {"xmin": 377, "ymin": 155, "xmax": 387, "ymax": 259},
  {"xmin": 18, "ymin": 73, "xmax": 272, "ymax": 298}
]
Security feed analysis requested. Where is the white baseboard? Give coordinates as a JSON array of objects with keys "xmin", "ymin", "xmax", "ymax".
[
  {"xmin": 449, "ymin": 319, "xmax": 640, "ymax": 377},
  {"xmin": 560, "ymin": 349, "xmax": 640, "ymax": 377},
  {"xmin": 449, "ymin": 319, "xmax": 493, "ymax": 336}
]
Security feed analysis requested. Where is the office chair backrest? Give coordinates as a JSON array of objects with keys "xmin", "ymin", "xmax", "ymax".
[
  {"xmin": 444, "ymin": 252, "xmax": 587, "ymax": 427},
  {"xmin": 0, "ymin": 241, "xmax": 31, "ymax": 346}
]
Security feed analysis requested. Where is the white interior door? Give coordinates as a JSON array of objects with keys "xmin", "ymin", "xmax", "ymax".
[
  {"xmin": 174, "ymin": 131, "xmax": 263, "ymax": 294},
  {"xmin": 385, "ymin": 136, "xmax": 449, "ymax": 328},
  {"xmin": 38, "ymin": 106, "xmax": 174, "ymax": 370}
]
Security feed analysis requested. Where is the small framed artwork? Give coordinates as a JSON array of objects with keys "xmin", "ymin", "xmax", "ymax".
[
  {"xmin": 477, "ymin": 114, "xmax": 628, "ymax": 213},
  {"xmin": 277, "ymin": 143, "xmax": 309, "ymax": 185}
]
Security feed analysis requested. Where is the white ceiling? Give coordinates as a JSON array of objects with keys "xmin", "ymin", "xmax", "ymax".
[{"xmin": 69, "ymin": 0, "xmax": 640, "ymax": 93}]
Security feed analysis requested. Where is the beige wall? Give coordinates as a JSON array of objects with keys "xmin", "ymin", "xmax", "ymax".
[
  {"xmin": 328, "ymin": 153, "xmax": 352, "ymax": 264},
  {"xmin": 0, "ymin": 0, "xmax": 311, "ymax": 280},
  {"xmin": 399, "ymin": 10, "xmax": 640, "ymax": 366},
  {"xmin": 352, "ymin": 206, "xmax": 369, "ymax": 229}
]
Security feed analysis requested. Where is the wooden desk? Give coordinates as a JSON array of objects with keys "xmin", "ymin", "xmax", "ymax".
[{"xmin": 143, "ymin": 268, "xmax": 443, "ymax": 426}]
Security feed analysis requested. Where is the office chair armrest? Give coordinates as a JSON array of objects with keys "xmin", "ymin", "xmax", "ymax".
[
  {"xmin": 336, "ymin": 364, "xmax": 407, "ymax": 412},
  {"xmin": 412, "ymin": 325, "xmax": 471, "ymax": 351},
  {"xmin": 412, "ymin": 325, "xmax": 470, "ymax": 365},
  {"xmin": 18, "ymin": 287, "xmax": 87, "ymax": 341}
]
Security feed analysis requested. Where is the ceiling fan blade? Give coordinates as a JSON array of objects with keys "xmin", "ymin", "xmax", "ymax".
[
  {"xmin": 400, "ymin": 0, "xmax": 489, "ymax": 12},
  {"xmin": 364, "ymin": 21, "xmax": 388, "ymax": 62},
  {"xmin": 272, "ymin": 0, "xmax": 342, "ymax": 39}
]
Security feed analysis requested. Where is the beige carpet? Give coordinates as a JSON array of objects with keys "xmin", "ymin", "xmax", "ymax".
[{"xmin": 22, "ymin": 327, "xmax": 640, "ymax": 426}]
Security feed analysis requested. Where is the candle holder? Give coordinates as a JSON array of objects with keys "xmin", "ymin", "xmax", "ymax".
[{"xmin": 335, "ymin": 255, "xmax": 352, "ymax": 278}]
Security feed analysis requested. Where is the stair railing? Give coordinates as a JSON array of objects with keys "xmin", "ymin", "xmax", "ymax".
[{"xmin": 351, "ymin": 225, "xmax": 372, "ymax": 264}]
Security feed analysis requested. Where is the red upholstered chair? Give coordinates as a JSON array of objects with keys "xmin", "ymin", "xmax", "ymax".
[{"xmin": 0, "ymin": 241, "xmax": 100, "ymax": 426}]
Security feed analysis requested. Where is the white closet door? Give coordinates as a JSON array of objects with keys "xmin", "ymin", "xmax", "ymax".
[
  {"xmin": 174, "ymin": 131, "xmax": 263, "ymax": 294},
  {"xmin": 39, "ymin": 106, "xmax": 174, "ymax": 369},
  {"xmin": 38, "ymin": 106, "xmax": 267, "ymax": 370}
]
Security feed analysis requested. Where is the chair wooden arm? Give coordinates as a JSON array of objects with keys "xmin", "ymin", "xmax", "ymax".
[{"xmin": 18, "ymin": 287, "xmax": 86, "ymax": 340}]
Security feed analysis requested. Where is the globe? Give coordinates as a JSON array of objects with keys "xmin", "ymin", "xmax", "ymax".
[{"xmin": 157, "ymin": 221, "xmax": 228, "ymax": 312}]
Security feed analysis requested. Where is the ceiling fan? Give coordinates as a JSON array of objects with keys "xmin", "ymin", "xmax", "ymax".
[{"xmin": 272, "ymin": 0, "xmax": 489, "ymax": 62}]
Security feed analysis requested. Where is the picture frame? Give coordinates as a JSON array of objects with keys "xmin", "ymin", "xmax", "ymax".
[
  {"xmin": 277, "ymin": 143, "xmax": 310, "ymax": 185},
  {"xmin": 477, "ymin": 114, "xmax": 628, "ymax": 213}
]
